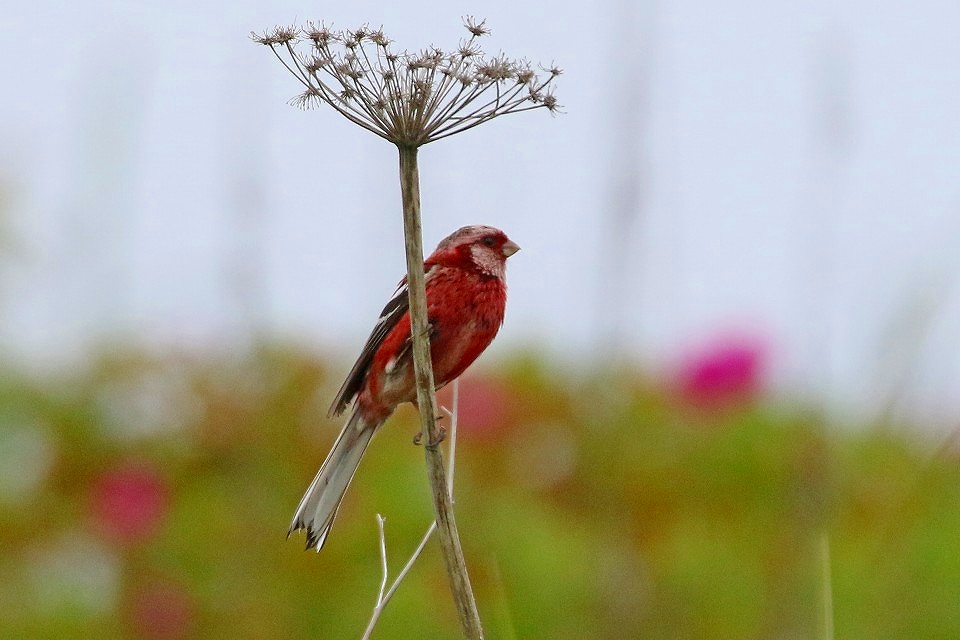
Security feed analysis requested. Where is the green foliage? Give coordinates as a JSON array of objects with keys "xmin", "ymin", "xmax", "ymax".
[{"xmin": 0, "ymin": 345, "xmax": 957, "ymax": 638}]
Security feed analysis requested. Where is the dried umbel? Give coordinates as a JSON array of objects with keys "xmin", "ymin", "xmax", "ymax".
[{"xmin": 252, "ymin": 17, "xmax": 561, "ymax": 147}]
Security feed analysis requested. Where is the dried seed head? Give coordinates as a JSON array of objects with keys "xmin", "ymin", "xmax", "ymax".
[
  {"xmin": 304, "ymin": 21, "xmax": 333, "ymax": 45},
  {"xmin": 272, "ymin": 25, "xmax": 298, "ymax": 44},
  {"xmin": 458, "ymin": 42, "xmax": 481, "ymax": 58},
  {"xmin": 516, "ymin": 63, "xmax": 535, "ymax": 85},
  {"xmin": 250, "ymin": 25, "xmax": 297, "ymax": 46},
  {"xmin": 464, "ymin": 16, "xmax": 490, "ymax": 37},
  {"xmin": 369, "ymin": 29, "xmax": 390, "ymax": 47},
  {"xmin": 476, "ymin": 57, "xmax": 515, "ymax": 82},
  {"xmin": 255, "ymin": 17, "xmax": 560, "ymax": 146},
  {"xmin": 291, "ymin": 87, "xmax": 321, "ymax": 110},
  {"xmin": 250, "ymin": 30, "xmax": 271, "ymax": 45}
]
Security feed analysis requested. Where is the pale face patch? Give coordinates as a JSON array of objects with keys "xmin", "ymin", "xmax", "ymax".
[{"xmin": 469, "ymin": 244, "xmax": 507, "ymax": 279}]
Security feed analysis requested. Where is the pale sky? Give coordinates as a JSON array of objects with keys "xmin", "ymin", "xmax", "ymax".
[{"xmin": 1, "ymin": 0, "xmax": 959, "ymax": 422}]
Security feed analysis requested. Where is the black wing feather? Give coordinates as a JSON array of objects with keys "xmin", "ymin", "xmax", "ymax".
[{"xmin": 327, "ymin": 281, "xmax": 410, "ymax": 417}]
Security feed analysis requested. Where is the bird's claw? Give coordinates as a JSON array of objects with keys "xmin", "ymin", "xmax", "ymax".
[
  {"xmin": 412, "ymin": 425, "xmax": 447, "ymax": 447},
  {"xmin": 429, "ymin": 425, "xmax": 447, "ymax": 447}
]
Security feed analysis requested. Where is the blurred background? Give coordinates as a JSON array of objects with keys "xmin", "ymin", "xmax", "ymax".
[{"xmin": 2, "ymin": 1, "xmax": 959, "ymax": 638}]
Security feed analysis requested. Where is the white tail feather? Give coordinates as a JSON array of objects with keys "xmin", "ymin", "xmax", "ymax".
[{"xmin": 289, "ymin": 408, "xmax": 378, "ymax": 551}]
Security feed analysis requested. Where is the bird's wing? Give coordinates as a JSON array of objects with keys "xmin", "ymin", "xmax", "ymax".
[{"xmin": 327, "ymin": 278, "xmax": 411, "ymax": 417}]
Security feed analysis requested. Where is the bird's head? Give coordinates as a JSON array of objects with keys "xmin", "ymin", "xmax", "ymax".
[{"xmin": 430, "ymin": 225, "xmax": 519, "ymax": 278}]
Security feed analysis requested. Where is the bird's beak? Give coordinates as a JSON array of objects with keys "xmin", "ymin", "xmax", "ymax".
[{"xmin": 502, "ymin": 239, "xmax": 520, "ymax": 258}]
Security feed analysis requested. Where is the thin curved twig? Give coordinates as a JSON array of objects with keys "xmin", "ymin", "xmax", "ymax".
[{"xmin": 362, "ymin": 379, "xmax": 461, "ymax": 640}]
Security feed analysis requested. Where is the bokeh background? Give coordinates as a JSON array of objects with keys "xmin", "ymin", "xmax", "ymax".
[{"xmin": 2, "ymin": 1, "xmax": 960, "ymax": 638}]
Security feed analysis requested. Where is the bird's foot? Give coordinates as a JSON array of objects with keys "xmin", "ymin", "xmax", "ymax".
[
  {"xmin": 413, "ymin": 425, "xmax": 447, "ymax": 447},
  {"xmin": 429, "ymin": 425, "xmax": 447, "ymax": 447}
]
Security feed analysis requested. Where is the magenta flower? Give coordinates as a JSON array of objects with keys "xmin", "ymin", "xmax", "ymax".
[
  {"xmin": 90, "ymin": 462, "xmax": 169, "ymax": 545},
  {"xmin": 674, "ymin": 333, "xmax": 767, "ymax": 408}
]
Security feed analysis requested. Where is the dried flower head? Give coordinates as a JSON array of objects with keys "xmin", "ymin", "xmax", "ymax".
[
  {"xmin": 463, "ymin": 16, "xmax": 490, "ymax": 38},
  {"xmin": 369, "ymin": 29, "xmax": 390, "ymax": 48},
  {"xmin": 303, "ymin": 22, "xmax": 333, "ymax": 45},
  {"xmin": 252, "ymin": 17, "xmax": 560, "ymax": 147},
  {"xmin": 251, "ymin": 24, "xmax": 298, "ymax": 46}
]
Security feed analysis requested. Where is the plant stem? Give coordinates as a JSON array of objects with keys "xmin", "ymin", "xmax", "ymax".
[
  {"xmin": 819, "ymin": 531, "xmax": 834, "ymax": 640},
  {"xmin": 397, "ymin": 144, "xmax": 484, "ymax": 639},
  {"xmin": 362, "ymin": 380, "xmax": 462, "ymax": 640}
]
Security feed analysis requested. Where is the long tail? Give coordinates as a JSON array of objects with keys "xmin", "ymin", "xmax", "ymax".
[{"xmin": 288, "ymin": 407, "xmax": 378, "ymax": 551}]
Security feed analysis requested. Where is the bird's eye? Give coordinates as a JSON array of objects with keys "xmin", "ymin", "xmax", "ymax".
[{"xmin": 482, "ymin": 236, "xmax": 496, "ymax": 247}]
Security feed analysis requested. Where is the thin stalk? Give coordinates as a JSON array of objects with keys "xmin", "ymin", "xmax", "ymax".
[
  {"xmin": 819, "ymin": 531, "xmax": 834, "ymax": 640},
  {"xmin": 397, "ymin": 144, "xmax": 484, "ymax": 640},
  {"xmin": 375, "ymin": 514, "xmax": 388, "ymax": 603},
  {"xmin": 448, "ymin": 380, "xmax": 460, "ymax": 489},
  {"xmin": 362, "ymin": 379, "xmax": 462, "ymax": 640},
  {"xmin": 363, "ymin": 522, "xmax": 438, "ymax": 640}
]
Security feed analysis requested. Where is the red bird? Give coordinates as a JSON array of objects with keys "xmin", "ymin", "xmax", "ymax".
[{"xmin": 290, "ymin": 225, "xmax": 520, "ymax": 550}]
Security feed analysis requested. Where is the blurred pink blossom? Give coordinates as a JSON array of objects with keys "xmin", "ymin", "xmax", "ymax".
[
  {"xmin": 674, "ymin": 333, "xmax": 767, "ymax": 408},
  {"xmin": 437, "ymin": 375, "xmax": 511, "ymax": 439},
  {"xmin": 90, "ymin": 462, "xmax": 169, "ymax": 545}
]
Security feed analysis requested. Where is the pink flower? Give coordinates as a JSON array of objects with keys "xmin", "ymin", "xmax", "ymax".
[
  {"xmin": 90, "ymin": 462, "xmax": 169, "ymax": 545},
  {"xmin": 674, "ymin": 333, "xmax": 766, "ymax": 408},
  {"xmin": 436, "ymin": 375, "xmax": 511, "ymax": 440}
]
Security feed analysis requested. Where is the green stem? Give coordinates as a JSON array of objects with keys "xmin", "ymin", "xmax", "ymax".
[
  {"xmin": 397, "ymin": 144, "xmax": 484, "ymax": 640},
  {"xmin": 819, "ymin": 531, "xmax": 834, "ymax": 640}
]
